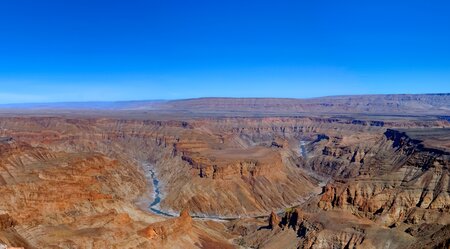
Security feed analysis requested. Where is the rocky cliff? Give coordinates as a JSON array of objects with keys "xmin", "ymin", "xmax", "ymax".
[{"xmin": 0, "ymin": 114, "xmax": 448, "ymax": 248}]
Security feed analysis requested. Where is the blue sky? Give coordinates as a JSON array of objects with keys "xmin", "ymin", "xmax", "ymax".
[{"xmin": 0, "ymin": 0, "xmax": 449, "ymax": 103}]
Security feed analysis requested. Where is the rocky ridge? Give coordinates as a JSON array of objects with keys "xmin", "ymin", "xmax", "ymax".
[{"xmin": 0, "ymin": 113, "xmax": 448, "ymax": 248}]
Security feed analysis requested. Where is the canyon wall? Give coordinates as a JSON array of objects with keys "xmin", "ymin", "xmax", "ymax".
[{"xmin": 0, "ymin": 114, "xmax": 448, "ymax": 248}]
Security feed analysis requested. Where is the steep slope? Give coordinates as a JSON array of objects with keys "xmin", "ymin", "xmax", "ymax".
[
  {"xmin": 0, "ymin": 117, "xmax": 324, "ymax": 216},
  {"xmin": 0, "ymin": 113, "xmax": 448, "ymax": 248},
  {"xmin": 0, "ymin": 135, "xmax": 236, "ymax": 248},
  {"xmin": 0, "ymin": 139, "xmax": 158, "ymax": 248},
  {"xmin": 231, "ymin": 126, "xmax": 449, "ymax": 249}
]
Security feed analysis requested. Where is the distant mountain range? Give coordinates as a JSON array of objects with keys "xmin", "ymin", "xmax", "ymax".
[
  {"xmin": 1, "ymin": 93, "xmax": 449, "ymax": 116},
  {"xmin": 0, "ymin": 100, "xmax": 167, "ymax": 110}
]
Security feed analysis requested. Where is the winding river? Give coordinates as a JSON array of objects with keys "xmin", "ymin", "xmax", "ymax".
[
  {"xmin": 300, "ymin": 140, "xmax": 308, "ymax": 158},
  {"xmin": 147, "ymin": 168, "xmax": 176, "ymax": 217},
  {"xmin": 299, "ymin": 140, "xmax": 330, "ymax": 187},
  {"xmin": 143, "ymin": 141, "xmax": 327, "ymax": 220}
]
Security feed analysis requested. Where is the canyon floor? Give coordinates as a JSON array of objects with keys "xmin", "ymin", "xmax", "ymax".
[{"xmin": 0, "ymin": 94, "xmax": 449, "ymax": 248}]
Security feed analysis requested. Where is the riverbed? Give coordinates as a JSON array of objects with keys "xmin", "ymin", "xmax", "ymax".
[{"xmin": 142, "ymin": 140, "xmax": 328, "ymax": 221}]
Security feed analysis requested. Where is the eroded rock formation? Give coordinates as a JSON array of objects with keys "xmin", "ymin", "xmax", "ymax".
[{"xmin": 0, "ymin": 110, "xmax": 448, "ymax": 248}]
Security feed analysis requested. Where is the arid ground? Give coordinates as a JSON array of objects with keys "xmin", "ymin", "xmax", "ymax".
[{"xmin": 0, "ymin": 94, "xmax": 449, "ymax": 248}]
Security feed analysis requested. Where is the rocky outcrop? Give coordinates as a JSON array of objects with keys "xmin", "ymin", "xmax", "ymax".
[
  {"xmin": 0, "ymin": 138, "xmax": 157, "ymax": 248},
  {"xmin": 279, "ymin": 208, "xmax": 305, "ymax": 231},
  {"xmin": 405, "ymin": 224, "xmax": 450, "ymax": 248},
  {"xmin": 0, "ymin": 114, "xmax": 448, "ymax": 248},
  {"xmin": 266, "ymin": 208, "xmax": 312, "ymax": 234},
  {"xmin": 317, "ymin": 128, "xmax": 450, "ymax": 227},
  {"xmin": 0, "ymin": 116, "xmax": 330, "ymax": 216},
  {"xmin": 300, "ymin": 229, "xmax": 365, "ymax": 249},
  {"xmin": 139, "ymin": 208, "xmax": 193, "ymax": 240},
  {"xmin": 268, "ymin": 211, "xmax": 280, "ymax": 230}
]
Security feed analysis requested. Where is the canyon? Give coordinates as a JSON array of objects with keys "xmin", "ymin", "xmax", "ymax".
[{"xmin": 0, "ymin": 94, "xmax": 448, "ymax": 248}]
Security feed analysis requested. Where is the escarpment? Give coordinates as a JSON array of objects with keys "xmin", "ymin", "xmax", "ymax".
[
  {"xmin": 222, "ymin": 122, "xmax": 449, "ymax": 249},
  {"xmin": 308, "ymin": 128, "xmax": 450, "ymax": 248},
  {"xmin": 239, "ymin": 207, "xmax": 373, "ymax": 249},
  {"xmin": 317, "ymin": 129, "xmax": 449, "ymax": 224},
  {"xmin": 0, "ymin": 114, "xmax": 448, "ymax": 248},
  {"xmin": 1, "ymin": 117, "xmax": 333, "ymax": 216},
  {"xmin": 0, "ymin": 138, "xmax": 161, "ymax": 248}
]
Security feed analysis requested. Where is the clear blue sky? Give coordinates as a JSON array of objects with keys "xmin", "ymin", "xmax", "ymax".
[{"xmin": 0, "ymin": 0, "xmax": 449, "ymax": 103}]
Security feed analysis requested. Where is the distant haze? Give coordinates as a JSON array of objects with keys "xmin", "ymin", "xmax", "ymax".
[{"xmin": 1, "ymin": 94, "xmax": 449, "ymax": 117}]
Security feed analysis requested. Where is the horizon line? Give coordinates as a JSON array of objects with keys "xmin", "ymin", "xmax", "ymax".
[{"xmin": 0, "ymin": 92, "xmax": 449, "ymax": 107}]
